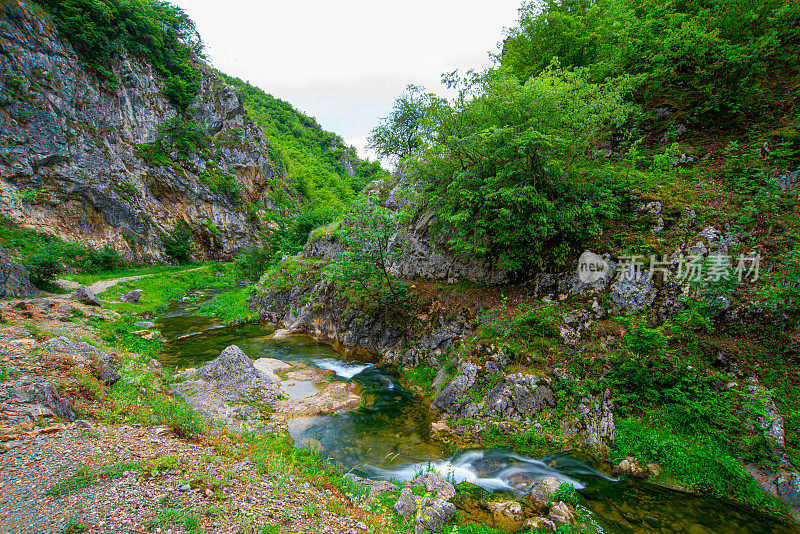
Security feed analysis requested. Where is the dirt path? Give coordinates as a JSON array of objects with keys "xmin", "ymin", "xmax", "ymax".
[{"xmin": 56, "ymin": 266, "xmax": 208, "ymax": 295}]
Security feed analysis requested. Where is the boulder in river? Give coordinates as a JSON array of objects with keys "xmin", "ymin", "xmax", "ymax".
[
  {"xmin": 411, "ymin": 472, "xmax": 456, "ymax": 501},
  {"xmin": 548, "ymin": 501, "xmax": 576, "ymax": 524},
  {"xmin": 394, "ymin": 488, "xmax": 417, "ymax": 516},
  {"xmin": 74, "ymin": 286, "xmax": 100, "ymax": 306},
  {"xmin": 529, "ymin": 476, "xmax": 561, "ymax": 508},
  {"xmin": 171, "ymin": 345, "xmax": 280, "ymax": 424},
  {"xmin": 414, "ymin": 497, "xmax": 456, "ymax": 533},
  {"xmin": 486, "ymin": 500, "xmax": 525, "ymax": 531},
  {"xmin": 119, "ymin": 289, "xmax": 143, "ymax": 303}
]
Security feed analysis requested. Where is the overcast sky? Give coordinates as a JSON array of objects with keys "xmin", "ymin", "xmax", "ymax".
[{"xmin": 171, "ymin": 0, "xmax": 524, "ymax": 160}]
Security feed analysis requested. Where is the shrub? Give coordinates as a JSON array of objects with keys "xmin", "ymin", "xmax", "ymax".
[
  {"xmin": 234, "ymin": 246, "xmax": 273, "ymax": 281},
  {"xmin": 23, "ymin": 245, "xmax": 65, "ymax": 286},
  {"xmin": 162, "ymin": 223, "xmax": 193, "ymax": 264}
]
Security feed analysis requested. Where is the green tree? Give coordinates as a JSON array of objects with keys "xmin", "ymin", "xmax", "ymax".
[
  {"xmin": 367, "ymin": 85, "xmax": 429, "ymax": 163},
  {"xmin": 412, "ymin": 64, "xmax": 628, "ymax": 271},
  {"xmin": 325, "ymin": 195, "xmax": 407, "ymax": 307}
]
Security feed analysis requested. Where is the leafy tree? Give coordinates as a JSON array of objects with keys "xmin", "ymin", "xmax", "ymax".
[
  {"xmin": 411, "ymin": 64, "xmax": 628, "ymax": 271},
  {"xmin": 163, "ymin": 222, "xmax": 193, "ymax": 264},
  {"xmin": 325, "ymin": 195, "xmax": 407, "ymax": 308},
  {"xmin": 367, "ymin": 85, "xmax": 429, "ymax": 163}
]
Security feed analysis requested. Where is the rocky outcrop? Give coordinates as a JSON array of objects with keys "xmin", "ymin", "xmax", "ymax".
[
  {"xmin": 43, "ymin": 336, "xmax": 121, "ymax": 384},
  {"xmin": 0, "ymin": 1, "xmax": 284, "ymax": 261},
  {"xmin": 0, "ymin": 247, "xmax": 37, "ymax": 298},
  {"xmin": 304, "ymin": 172, "xmax": 510, "ymax": 285},
  {"xmin": 255, "ymin": 271, "xmax": 471, "ymax": 360},
  {"xmin": 172, "ymin": 345, "xmax": 279, "ymax": 424},
  {"xmin": 119, "ymin": 289, "xmax": 142, "ymax": 303},
  {"xmin": 0, "ymin": 376, "xmax": 75, "ymax": 425},
  {"xmin": 74, "ymin": 286, "xmax": 100, "ymax": 306}
]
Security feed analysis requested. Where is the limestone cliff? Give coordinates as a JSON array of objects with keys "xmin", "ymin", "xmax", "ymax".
[{"xmin": 0, "ymin": 1, "xmax": 287, "ymax": 261}]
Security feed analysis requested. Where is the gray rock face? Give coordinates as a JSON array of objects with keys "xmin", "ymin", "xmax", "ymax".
[
  {"xmin": 172, "ymin": 345, "xmax": 279, "ymax": 424},
  {"xmin": 414, "ymin": 497, "xmax": 456, "ymax": 533},
  {"xmin": 610, "ymin": 270, "xmax": 657, "ymax": 314},
  {"xmin": 394, "ymin": 488, "xmax": 417, "ymax": 517},
  {"xmin": 411, "ymin": 472, "xmax": 456, "ymax": 501},
  {"xmin": 529, "ymin": 477, "xmax": 562, "ymax": 507},
  {"xmin": 776, "ymin": 472, "xmax": 800, "ymax": 511},
  {"xmin": 43, "ymin": 336, "xmax": 121, "ymax": 384},
  {"xmin": 0, "ymin": 1, "xmax": 284, "ymax": 262},
  {"xmin": 575, "ymin": 389, "xmax": 615, "ymax": 451},
  {"xmin": 74, "ymin": 286, "xmax": 100, "ymax": 307},
  {"xmin": 548, "ymin": 501, "xmax": 576, "ymax": 524},
  {"xmin": 0, "ymin": 248, "xmax": 38, "ymax": 298},
  {"xmin": 119, "ymin": 289, "xmax": 143, "ymax": 303},
  {"xmin": 0, "ymin": 376, "xmax": 75, "ymax": 425}
]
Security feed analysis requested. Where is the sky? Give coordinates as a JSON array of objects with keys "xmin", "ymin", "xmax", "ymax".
[{"xmin": 170, "ymin": 0, "xmax": 525, "ymax": 160}]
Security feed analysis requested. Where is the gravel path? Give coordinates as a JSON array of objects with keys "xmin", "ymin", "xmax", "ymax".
[{"xmin": 56, "ymin": 266, "xmax": 209, "ymax": 295}]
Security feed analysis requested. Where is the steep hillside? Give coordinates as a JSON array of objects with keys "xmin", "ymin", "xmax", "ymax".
[
  {"xmin": 220, "ymin": 73, "xmax": 386, "ymax": 207},
  {"xmin": 0, "ymin": 1, "xmax": 289, "ymax": 263}
]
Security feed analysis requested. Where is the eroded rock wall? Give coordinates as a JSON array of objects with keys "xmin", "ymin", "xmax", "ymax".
[{"xmin": 0, "ymin": 1, "xmax": 285, "ymax": 261}]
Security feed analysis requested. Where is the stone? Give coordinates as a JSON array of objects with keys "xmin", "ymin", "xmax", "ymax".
[
  {"xmin": 0, "ymin": 377, "xmax": 75, "ymax": 425},
  {"xmin": 253, "ymin": 358, "xmax": 293, "ymax": 383},
  {"xmin": 616, "ymin": 457, "xmax": 647, "ymax": 477},
  {"xmin": 776, "ymin": 472, "xmax": 800, "ymax": 511},
  {"xmin": 74, "ymin": 286, "xmax": 100, "ymax": 306},
  {"xmin": 529, "ymin": 477, "xmax": 562, "ymax": 508},
  {"xmin": 548, "ymin": 501, "xmax": 576, "ymax": 524},
  {"xmin": 134, "ymin": 330, "xmax": 162, "ymax": 340},
  {"xmin": 43, "ymin": 336, "xmax": 121, "ymax": 384},
  {"xmin": 610, "ymin": 270, "xmax": 657, "ymax": 314},
  {"xmin": 0, "ymin": 248, "xmax": 38, "ymax": 298},
  {"xmin": 411, "ymin": 472, "xmax": 456, "ymax": 501},
  {"xmin": 134, "ymin": 321, "xmax": 156, "ymax": 329},
  {"xmin": 119, "ymin": 289, "xmax": 143, "ymax": 303},
  {"xmin": 394, "ymin": 488, "xmax": 417, "ymax": 517},
  {"xmin": 171, "ymin": 345, "xmax": 280, "ymax": 423},
  {"xmin": 414, "ymin": 497, "xmax": 456, "ymax": 533},
  {"xmin": 577, "ymin": 389, "xmax": 615, "ymax": 451},
  {"xmin": 486, "ymin": 500, "xmax": 524, "ymax": 531},
  {"xmin": 526, "ymin": 517, "xmax": 557, "ymax": 532}
]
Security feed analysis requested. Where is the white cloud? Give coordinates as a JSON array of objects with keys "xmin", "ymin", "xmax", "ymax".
[{"xmin": 173, "ymin": 0, "xmax": 523, "ymax": 159}]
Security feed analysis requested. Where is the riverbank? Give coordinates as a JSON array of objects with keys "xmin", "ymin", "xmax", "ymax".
[{"xmin": 0, "ymin": 272, "xmax": 409, "ymax": 534}]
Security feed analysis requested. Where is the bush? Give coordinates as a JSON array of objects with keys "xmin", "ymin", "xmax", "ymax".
[
  {"xmin": 615, "ymin": 420, "xmax": 787, "ymax": 514},
  {"xmin": 163, "ymin": 223, "xmax": 193, "ymax": 264},
  {"xmin": 234, "ymin": 246, "xmax": 273, "ymax": 281},
  {"xmin": 23, "ymin": 246, "xmax": 65, "ymax": 286}
]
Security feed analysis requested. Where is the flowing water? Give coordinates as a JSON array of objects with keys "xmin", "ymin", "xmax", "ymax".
[{"xmin": 157, "ymin": 294, "xmax": 795, "ymax": 534}]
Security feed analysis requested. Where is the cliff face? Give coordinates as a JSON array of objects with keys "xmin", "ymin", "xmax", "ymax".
[{"xmin": 0, "ymin": 2, "xmax": 283, "ymax": 261}]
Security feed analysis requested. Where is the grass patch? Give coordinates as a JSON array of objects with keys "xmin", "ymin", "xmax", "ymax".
[
  {"xmin": 61, "ymin": 518, "xmax": 90, "ymax": 534},
  {"xmin": 197, "ymin": 285, "xmax": 255, "ymax": 324},
  {"xmin": 63, "ymin": 263, "xmax": 201, "ymax": 286},
  {"xmin": 150, "ymin": 499, "xmax": 202, "ymax": 534},
  {"xmin": 47, "ymin": 460, "xmax": 141, "ymax": 496},
  {"xmin": 615, "ymin": 419, "xmax": 788, "ymax": 516}
]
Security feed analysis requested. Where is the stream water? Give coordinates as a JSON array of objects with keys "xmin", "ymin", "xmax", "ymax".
[{"xmin": 157, "ymin": 294, "xmax": 794, "ymax": 534}]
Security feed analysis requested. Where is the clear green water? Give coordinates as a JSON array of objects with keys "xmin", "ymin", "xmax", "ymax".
[{"xmin": 158, "ymin": 295, "xmax": 796, "ymax": 534}]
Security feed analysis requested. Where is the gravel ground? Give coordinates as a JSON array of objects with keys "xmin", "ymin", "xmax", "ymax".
[
  {"xmin": 0, "ymin": 423, "xmax": 371, "ymax": 534},
  {"xmin": 0, "ymin": 300, "xmax": 377, "ymax": 534}
]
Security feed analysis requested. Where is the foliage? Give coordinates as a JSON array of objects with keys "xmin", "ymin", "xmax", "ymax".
[
  {"xmin": 368, "ymin": 85, "xmax": 428, "ymax": 162},
  {"xmin": 549, "ymin": 482, "xmax": 578, "ymax": 505},
  {"xmin": 615, "ymin": 420, "xmax": 787, "ymax": 515},
  {"xmin": 137, "ymin": 118, "xmax": 210, "ymax": 167},
  {"xmin": 23, "ymin": 245, "xmax": 66, "ymax": 286},
  {"xmin": 501, "ymin": 0, "xmax": 800, "ymax": 121},
  {"xmin": 201, "ymin": 167, "xmax": 241, "ymax": 204},
  {"xmin": 325, "ymin": 195, "xmax": 409, "ymax": 308},
  {"xmin": 0, "ymin": 216, "xmax": 124, "ymax": 286},
  {"xmin": 38, "ymin": 0, "xmax": 202, "ymax": 109},
  {"xmin": 219, "ymin": 73, "xmax": 388, "ymax": 207},
  {"xmin": 162, "ymin": 222, "xmax": 193, "ymax": 264},
  {"xmin": 409, "ymin": 65, "xmax": 628, "ymax": 270}
]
